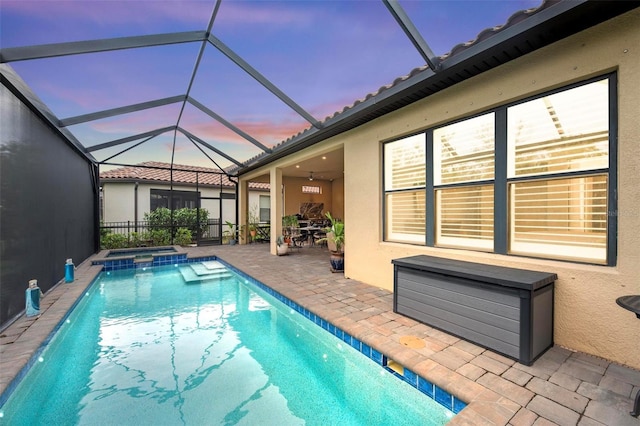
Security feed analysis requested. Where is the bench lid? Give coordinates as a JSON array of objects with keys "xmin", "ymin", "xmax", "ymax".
[{"xmin": 392, "ymin": 255, "xmax": 557, "ymax": 290}]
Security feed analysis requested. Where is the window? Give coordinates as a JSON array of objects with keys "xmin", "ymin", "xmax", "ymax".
[
  {"xmin": 434, "ymin": 113, "xmax": 495, "ymax": 250},
  {"xmin": 384, "ymin": 134, "xmax": 426, "ymax": 244},
  {"xmin": 150, "ymin": 189, "xmax": 199, "ymax": 211},
  {"xmin": 382, "ymin": 75, "xmax": 614, "ymax": 264},
  {"xmin": 302, "ymin": 185, "xmax": 322, "ymax": 194},
  {"xmin": 507, "ymin": 79, "xmax": 609, "ymax": 262},
  {"xmin": 259, "ymin": 195, "xmax": 270, "ymax": 222}
]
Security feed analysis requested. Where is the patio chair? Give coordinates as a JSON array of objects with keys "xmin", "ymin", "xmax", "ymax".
[
  {"xmin": 290, "ymin": 228, "xmax": 305, "ymax": 250},
  {"xmin": 313, "ymin": 231, "xmax": 327, "ymax": 247}
]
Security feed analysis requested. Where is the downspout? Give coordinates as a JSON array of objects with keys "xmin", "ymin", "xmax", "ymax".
[
  {"xmin": 228, "ymin": 175, "xmax": 239, "ymax": 241},
  {"xmin": 169, "ymin": 152, "xmax": 175, "ymax": 245},
  {"xmin": 134, "ymin": 181, "xmax": 139, "ymax": 233},
  {"xmin": 235, "ymin": 179, "xmax": 239, "ymax": 242},
  {"xmin": 196, "ymin": 172, "xmax": 200, "ymax": 245},
  {"xmin": 92, "ymin": 162, "xmax": 101, "ymax": 253}
]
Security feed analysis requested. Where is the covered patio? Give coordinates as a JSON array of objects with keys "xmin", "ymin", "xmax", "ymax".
[{"xmin": 1, "ymin": 244, "xmax": 638, "ymax": 425}]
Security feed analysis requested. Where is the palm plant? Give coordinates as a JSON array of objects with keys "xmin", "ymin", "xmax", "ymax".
[{"xmin": 322, "ymin": 212, "xmax": 344, "ymax": 253}]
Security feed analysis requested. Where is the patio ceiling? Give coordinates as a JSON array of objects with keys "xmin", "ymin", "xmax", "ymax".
[{"xmin": 1, "ymin": 0, "xmax": 636, "ymax": 179}]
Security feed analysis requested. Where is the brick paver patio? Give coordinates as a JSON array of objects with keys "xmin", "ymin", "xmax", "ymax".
[{"xmin": 1, "ymin": 244, "xmax": 638, "ymax": 425}]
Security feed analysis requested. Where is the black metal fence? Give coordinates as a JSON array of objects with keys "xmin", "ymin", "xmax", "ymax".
[{"xmin": 100, "ymin": 219, "xmax": 222, "ymax": 246}]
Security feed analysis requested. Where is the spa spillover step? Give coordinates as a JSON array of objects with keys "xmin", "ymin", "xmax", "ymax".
[{"xmin": 179, "ymin": 261, "xmax": 233, "ymax": 284}]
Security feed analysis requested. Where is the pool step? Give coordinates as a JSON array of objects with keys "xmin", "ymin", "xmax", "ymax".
[
  {"xmin": 200, "ymin": 261, "xmax": 227, "ymax": 271},
  {"xmin": 179, "ymin": 262, "xmax": 232, "ymax": 284}
]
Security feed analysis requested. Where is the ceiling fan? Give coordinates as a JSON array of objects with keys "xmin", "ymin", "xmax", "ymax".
[{"xmin": 304, "ymin": 170, "xmax": 333, "ymax": 181}]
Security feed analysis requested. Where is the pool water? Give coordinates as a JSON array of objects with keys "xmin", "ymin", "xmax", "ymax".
[{"xmin": 0, "ymin": 262, "xmax": 454, "ymax": 425}]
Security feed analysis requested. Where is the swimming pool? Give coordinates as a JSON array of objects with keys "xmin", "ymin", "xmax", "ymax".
[{"xmin": 0, "ymin": 261, "xmax": 457, "ymax": 425}]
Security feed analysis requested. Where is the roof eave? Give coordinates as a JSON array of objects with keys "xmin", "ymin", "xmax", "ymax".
[{"xmin": 100, "ymin": 177, "xmax": 236, "ymax": 188}]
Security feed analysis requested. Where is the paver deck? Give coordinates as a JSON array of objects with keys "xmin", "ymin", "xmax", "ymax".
[{"xmin": 1, "ymin": 244, "xmax": 638, "ymax": 425}]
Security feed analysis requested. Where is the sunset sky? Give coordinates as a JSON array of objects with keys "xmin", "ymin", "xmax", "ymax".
[{"xmin": 1, "ymin": 0, "xmax": 541, "ymax": 170}]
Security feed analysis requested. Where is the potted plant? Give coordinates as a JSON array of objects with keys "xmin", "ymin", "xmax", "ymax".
[
  {"xmin": 224, "ymin": 221, "xmax": 237, "ymax": 245},
  {"xmin": 276, "ymin": 235, "xmax": 289, "ymax": 256},
  {"xmin": 282, "ymin": 215, "xmax": 299, "ymax": 245},
  {"xmin": 319, "ymin": 212, "xmax": 344, "ymax": 272},
  {"xmin": 248, "ymin": 206, "xmax": 259, "ymax": 242}
]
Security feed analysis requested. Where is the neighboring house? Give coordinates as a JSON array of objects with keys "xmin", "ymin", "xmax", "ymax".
[
  {"xmin": 238, "ymin": 7, "xmax": 640, "ymax": 370},
  {"xmin": 100, "ymin": 161, "xmax": 270, "ymax": 227}
]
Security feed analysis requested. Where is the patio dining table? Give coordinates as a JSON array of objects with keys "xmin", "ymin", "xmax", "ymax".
[{"xmin": 298, "ymin": 226, "xmax": 325, "ymax": 246}]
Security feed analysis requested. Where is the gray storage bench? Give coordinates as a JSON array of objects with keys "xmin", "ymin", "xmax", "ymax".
[{"xmin": 392, "ymin": 255, "xmax": 557, "ymax": 365}]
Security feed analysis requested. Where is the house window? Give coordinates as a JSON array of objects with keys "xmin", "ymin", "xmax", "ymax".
[
  {"xmin": 302, "ymin": 185, "xmax": 321, "ymax": 194},
  {"xmin": 507, "ymin": 79, "xmax": 610, "ymax": 262},
  {"xmin": 382, "ymin": 75, "xmax": 614, "ymax": 264},
  {"xmin": 150, "ymin": 189, "xmax": 199, "ymax": 211},
  {"xmin": 434, "ymin": 113, "xmax": 495, "ymax": 250},
  {"xmin": 259, "ymin": 195, "xmax": 270, "ymax": 223},
  {"xmin": 383, "ymin": 133, "xmax": 426, "ymax": 244}
]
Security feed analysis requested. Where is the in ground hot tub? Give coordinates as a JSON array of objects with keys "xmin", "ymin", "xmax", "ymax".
[
  {"xmin": 105, "ymin": 247, "xmax": 177, "ymax": 258},
  {"xmin": 93, "ymin": 246, "xmax": 187, "ymax": 271}
]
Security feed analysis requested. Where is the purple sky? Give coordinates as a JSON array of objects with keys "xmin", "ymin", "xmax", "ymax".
[{"xmin": 1, "ymin": 0, "xmax": 541, "ymax": 170}]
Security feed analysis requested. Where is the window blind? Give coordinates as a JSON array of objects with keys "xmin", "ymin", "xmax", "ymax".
[
  {"xmin": 508, "ymin": 79, "xmax": 609, "ymax": 178},
  {"xmin": 434, "ymin": 113, "xmax": 494, "ymax": 185},
  {"xmin": 384, "ymin": 134, "xmax": 426, "ymax": 191},
  {"xmin": 510, "ymin": 175, "xmax": 607, "ymax": 262},
  {"xmin": 386, "ymin": 191, "xmax": 425, "ymax": 243},
  {"xmin": 436, "ymin": 185, "xmax": 494, "ymax": 249}
]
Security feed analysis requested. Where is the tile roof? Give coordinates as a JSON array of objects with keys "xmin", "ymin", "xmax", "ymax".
[
  {"xmin": 100, "ymin": 161, "xmax": 269, "ymax": 190},
  {"xmin": 442, "ymin": 0, "xmax": 559, "ymax": 60}
]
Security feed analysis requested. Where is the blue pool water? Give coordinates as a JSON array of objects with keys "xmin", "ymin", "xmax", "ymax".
[{"xmin": 0, "ymin": 262, "xmax": 454, "ymax": 425}]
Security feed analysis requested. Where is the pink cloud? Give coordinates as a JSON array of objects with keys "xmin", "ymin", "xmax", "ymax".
[{"xmin": 185, "ymin": 117, "xmax": 310, "ymax": 147}]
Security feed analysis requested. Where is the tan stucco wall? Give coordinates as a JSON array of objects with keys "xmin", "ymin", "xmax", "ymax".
[
  {"xmin": 330, "ymin": 177, "xmax": 345, "ymax": 221},
  {"xmin": 241, "ymin": 10, "xmax": 640, "ymax": 369}
]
